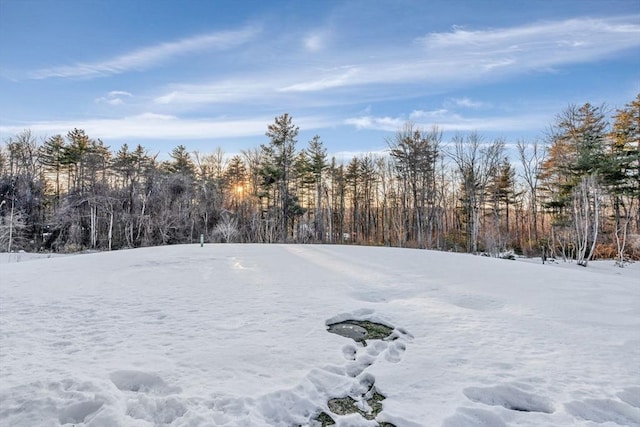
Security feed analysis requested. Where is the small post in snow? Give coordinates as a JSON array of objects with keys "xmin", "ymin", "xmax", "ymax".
[{"xmin": 200, "ymin": 234, "xmax": 204, "ymax": 247}]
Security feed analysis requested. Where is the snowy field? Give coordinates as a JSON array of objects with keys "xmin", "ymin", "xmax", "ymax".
[{"xmin": 1, "ymin": 244, "xmax": 639, "ymax": 426}]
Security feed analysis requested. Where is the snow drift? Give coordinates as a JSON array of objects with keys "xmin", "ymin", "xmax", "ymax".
[{"xmin": 1, "ymin": 244, "xmax": 639, "ymax": 426}]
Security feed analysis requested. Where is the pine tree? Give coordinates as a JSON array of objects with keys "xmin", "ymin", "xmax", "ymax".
[
  {"xmin": 64, "ymin": 128, "xmax": 92, "ymax": 192},
  {"xmin": 224, "ymin": 155, "xmax": 248, "ymax": 212},
  {"xmin": 166, "ymin": 145, "xmax": 195, "ymax": 176},
  {"xmin": 306, "ymin": 136, "xmax": 327, "ymax": 241},
  {"xmin": 606, "ymin": 94, "xmax": 640, "ymax": 264},
  {"xmin": 263, "ymin": 113, "xmax": 299, "ymax": 242},
  {"xmin": 487, "ymin": 157, "xmax": 517, "ymax": 254},
  {"xmin": 39, "ymin": 135, "xmax": 66, "ymax": 201},
  {"xmin": 345, "ymin": 157, "xmax": 360, "ymax": 243}
]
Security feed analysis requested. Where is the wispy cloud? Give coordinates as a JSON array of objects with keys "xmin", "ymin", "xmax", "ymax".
[
  {"xmin": 152, "ymin": 16, "xmax": 640, "ymax": 108},
  {"xmin": 303, "ymin": 32, "xmax": 328, "ymax": 52},
  {"xmin": 345, "ymin": 109, "xmax": 551, "ymax": 133},
  {"xmin": 155, "ymin": 78, "xmax": 277, "ymax": 105},
  {"xmin": 421, "ymin": 17, "xmax": 640, "ymax": 51},
  {"xmin": 30, "ymin": 27, "xmax": 260, "ymax": 79},
  {"xmin": 95, "ymin": 90, "xmax": 133, "ymax": 106},
  {"xmin": 279, "ymin": 67, "xmax": 359, "ymax": 92},
  {"xmin": 0, "ymin": 113, "xmax": 330, "ymax": 140},
  {"xmin": 344, "ymin": 115, "xmax": 405, "ymax": 132},
  {"xmin": 447, "ymin": 97, "xmax": 489, "ymax": 109}
]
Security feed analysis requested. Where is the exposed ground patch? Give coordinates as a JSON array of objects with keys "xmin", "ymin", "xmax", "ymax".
[
  {"xmin": 315, "ymin": 315, "xmax": 410, "ymax": 425},
  {"xmin": 327, "ymin": 320, "xmax": 394, "ymax": 345},
  {"xmin": 313, "ymin": 385, "xmax": 396, "ymax": 426}
]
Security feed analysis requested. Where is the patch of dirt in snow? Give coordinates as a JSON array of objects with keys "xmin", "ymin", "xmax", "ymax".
[
  {"xmin": 312, "ymin": 312, "xmax": 414, "ymax": 426},
  {"xmin": 326, "ymin": 320, "xmax": 395, "ymax": 344}
]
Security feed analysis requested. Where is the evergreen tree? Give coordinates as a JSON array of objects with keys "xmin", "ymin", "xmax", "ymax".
[
  {"xmin": 64, "ymin": 128, "xmax": 92, "ymax": 192},
  {"xmin": 39, "ymin": 135, "xmax": 66, "ymax": 201},
  {"xmin": 166, "ymin": 145, "xmax": 195, "ymax": 177},
  {"xmin": 327, "ymin": 158, "xmax": 346, "ymax": 243},
  {"xmin": 487, "ymin": 157, "xmax": 517, "ymax": 254},
  {"xmin": 540, "ymin": 103, "xmax": 609, "ymax": 265},
  {"xmin": 345, "ymin": 157, "xmax": 360, "ymax": 243},
  {"xmin": 305, "ymin": 136, "xmax": 327, "ymax": 241},
  {"xmin": 606, "ymin": 94, "xmax": 640, "ymax": 264},
  {"xmin": 262, "ymin": 113, "xmax": 299, "ymax": 242}
]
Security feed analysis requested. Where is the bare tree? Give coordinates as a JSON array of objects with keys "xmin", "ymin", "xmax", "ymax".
[
  {"xmin": 448, "ymin": 133, "xmax": 503, "ymax": 253},
  {"xmin": 388, "ymin": 123, "xmax": 441, "ymax": 248},
  {"xmin": 517, "ymin": 139, "xmax": 546, "ymax": 254},
  {"xmin": 213, "ymin": 212, "xmax": 239, "ymax": 243},
  {"xmin": 0, "ymin": 198, "xmax": 26, "ymax": 253}
]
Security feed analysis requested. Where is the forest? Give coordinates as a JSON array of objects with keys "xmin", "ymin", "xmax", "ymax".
[{"xmin": 0, "ymin": 95, "xmax": 638, "ymax": 266}]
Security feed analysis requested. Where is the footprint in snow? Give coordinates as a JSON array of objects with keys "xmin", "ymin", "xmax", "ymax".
[
  {"xmin": 58, "ymin": 400, "xmax": 104, "ymax": 425},
  {"xmin": 342, "ymin": 344, "xmax": 357, "ymax": 361},
  {"xmin": 618, "ymin": 387, "xmax": 640, "ymax": 408},
  {"xmin": 345, "ymin": 361, "xmax": 368, "ymax": 378},
  {"xmin": 565, "ymin": 398, "xmax": 640, "ymax": 425},
  {"xmin": 442, "ymin": 407, "xmax": 506, "ymax": 427},
  {"xmin": 384, "ymin": 341, "xmax": 406, "ymax": 364},
  {"xmin": 463, "ymin": 383, "xmax": 555, "ymax": 413},
  {"xmin": 318, "ymin": 313, "xmax": 412, "ymax": 425},
  {"xmin": 365, "ymin": 340, "xmax": 387, "ymax": 357},
  {"xmin": 109, "ymin": 370, "xmax": 181, "ymax": 395}
]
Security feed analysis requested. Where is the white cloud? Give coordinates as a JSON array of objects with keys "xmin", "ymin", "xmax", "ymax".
[
  {"xmin": 345, "ymin": 110, "xmax": 551, "ymax": 133},
  {"xmin": 418, "ymin": 16, "xmax": 640, "ymax": 73},
  {"xmin": 304, "ymin": 33, "xmax": 325, "ymax": 52},
  {"xmin": 420, "ymin": 17, "xmax": 640, "ymax": 50},
  {"xmin": 95, "ymin": 90, "xmax": 133, "ymax": 105},
  {"xmin": 31, "ymin": 27, "xmax": 260, "ymax": 79},
  {"xmin": 106, "ymin": 98, "xmax": 124, "ymax": 106},
  {"xmin": 108, "ymin": 91, "xmax": 133, "ymax": 98},
  {"xmin": 344, "ymin": 115, "xmax": 405, "ymax": 131},
  {"xmin": 154, "ymin": 79, "xmax": 276, "ymax": 105},
  {"xmin": 447, "ymin": 98, "xmax": 489, "ymax": 109},
  {"xmin": 331, "ymin": 149, "xmax": 389, "ymax": 161},
  {"xmin": 409, "ymin": 109, "xmax": 450, "ymax": 120},
  {"xmin": 279, "ymin": 67, "xmax": 359, "ymax": 92},
  {"xmin": 0, "ymin": 113, "xmax": 331, "ymax": 140},
  {"xmin": 153, "ymin": 66, "xmax": 364, "ymax": 108},
  {"xmin": 151, "ymin": 16, "xmax": 640, "ymax": 108}
]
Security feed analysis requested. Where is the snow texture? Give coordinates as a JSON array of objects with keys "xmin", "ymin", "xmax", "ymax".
[{"xmin": 1, "ymin": 244, "xmax": 639, "ymax": 426}]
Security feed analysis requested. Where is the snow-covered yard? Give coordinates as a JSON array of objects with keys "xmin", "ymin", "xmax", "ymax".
[{"xmin": 1, "ymin": 244, "xmax": 639, "ymax": 426}]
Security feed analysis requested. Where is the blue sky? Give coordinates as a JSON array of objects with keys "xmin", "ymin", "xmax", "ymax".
[{"xmin": 1, "ymin": 0, "xmax": 639, "ymax": 160}]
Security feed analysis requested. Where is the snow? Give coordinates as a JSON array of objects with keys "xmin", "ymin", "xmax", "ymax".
[{"xmin": 1, "ymin": 244, "xmax": 639, "ymax": 426}]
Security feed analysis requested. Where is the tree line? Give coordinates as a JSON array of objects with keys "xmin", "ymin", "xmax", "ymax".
[{"xmin": 1, "ymin": 95, "xmax": 638, "ymax": 266}]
